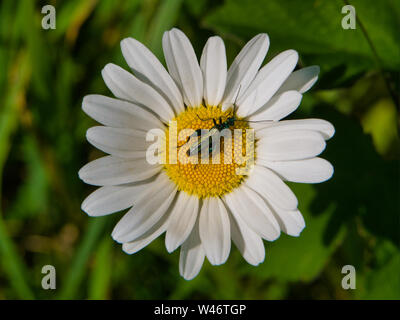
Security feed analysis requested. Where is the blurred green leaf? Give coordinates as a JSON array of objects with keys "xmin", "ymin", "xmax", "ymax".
[
  {"xmin": 0, "ymin": 51, "xmax": 33, "ymax": 299},
  {"xmin": 58, "ymin": 217, "xmax": 109, "ymax": 299},
  {"xmin": 0, "ymin": 218, "xmax": 34, "ymax": 299},
  {"xmin": 309, "ymin": 106, "xmax": 400, "ymax": 247},
  {"xmin": 361, "ymin": 98, "xmax": 399, "ymax": 156},
  {"xmin": 19, "ymin": 0, "xmax": 50, "ymax": 99},
  {"xmin": 359, "ymin": 241, "xmax": 400, "ymax": 299},
  {"xmin": 147, "ymin": 0, "xmax": 183, "ymax": 58},
  {"xmin": 88, "ymin": 236, "xmax": 112, "ymax": 299},
  {"xmin": 8, "ymin": 135, "xmax": 49, "ymax": 218},
  {"xmin": 184, "ymin": 0, "xmax": 209, "ymax": 17},
  {"xmin": 204, "ymin": 0, "xmax": 400, "ymax": 86}
]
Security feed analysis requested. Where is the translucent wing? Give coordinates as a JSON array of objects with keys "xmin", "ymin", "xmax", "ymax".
[{"xmin": 188, "ymin": 127, "xmax": 219, "ymax": 157}]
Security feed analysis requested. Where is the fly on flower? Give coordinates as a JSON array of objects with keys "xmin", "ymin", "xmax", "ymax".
[{"xmin": 79, "ymin": 28, "xmax": 335, "ymax": 280}]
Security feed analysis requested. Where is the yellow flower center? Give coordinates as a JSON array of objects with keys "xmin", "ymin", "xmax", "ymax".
[{"xmin": 163, "ymin": 105, "xmax": 254, "ymax": 198}]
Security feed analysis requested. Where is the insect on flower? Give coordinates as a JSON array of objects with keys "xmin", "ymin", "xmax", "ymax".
[{"xmin": 182, "ymin": 87, "xmax": 271, "ymax": 159}]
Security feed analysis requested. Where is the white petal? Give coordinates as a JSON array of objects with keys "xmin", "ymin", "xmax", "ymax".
[
  {"xmin": 276, "ymin": 65, "xmax": 320, "ymax": 95},
  {"xmin": 120, "ymin": 38, "xmax": 184, "ymax": 114},
  {"xmin": 257, "ymin": 129, "xmax": 326, "ymax": 161},
  {"xmin": 199, "ymin": 198, "xmax": 231, "ymax": 265},
  {"xmin": 81, "ymin": 178, "xmax": 156, "ymax": 216},
  {"xmin": 200, "ymin": 36, "xmax": 227, "ymax": 107},
  {"xmin": 112, "ymin": 174, "xmax": 177, "ymax": 243},
  {"xmin": 245, "ymin": 165, "xmax": 298, "ymax": 210},
  {"xmin": 162, "ymin": 28, "xmax": 203, "ymax": 107},
  {"xmin": 224, "ymin": 185, "xmax": 280, "ymax": 241},
  {"xmin": 86, "ymin": 126, "xmax": 149, "ymax": 159},
  {"xmin": 255, "ymin": 119, "xmax": 335, "ymax": 140},
  {"xmin": 82, "ymin": 94, "xmax": 164, "ymax": 131},
  {"xmin": 165, "ymin": 192, "xmax": 199, "ymax": 253},
  {"xmin": 122, "ymin": 201, "xmax": 173, "ymax": 254},
  {"xmin": 222, "ymin": 33, "xmax": 270, "ymax": 110},
  {"xmin": 228, "ymin": 209, "xmax": 265, "ymax": 266},
  {"xmin": 78, "ymin": 156, "xmax": 161, "ymax": 186},
  {"xmin": 270, "ymin": 205, "xmax": 305, "ymax": 237},
  {"xmin": 101, "ymin": 63, "xmax": 174, "ymax": 122},
  {"xmin": 237, "ymin": 50, "xmax": 298, "ymax": 117},
  {"xmin": 179, "ymin": 218, "xmax": 205, "ymax": 280},
  {"xmin": 259, "ymin": 157, "xmax": 334, "ymax": 183},
  {"xmin": 249, "ymin": 91, "xmax": 302, "ymax": 121}
]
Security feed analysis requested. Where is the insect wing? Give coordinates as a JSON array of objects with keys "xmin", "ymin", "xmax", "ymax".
[{"xmin": 188, "ymin": 128, "xmax": 219, "ymax": 156}]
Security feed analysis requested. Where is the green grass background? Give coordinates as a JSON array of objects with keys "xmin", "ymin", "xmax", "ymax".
[{"xmin": 0, "ymin": 0, "xmax": 399, "ymax": 299}]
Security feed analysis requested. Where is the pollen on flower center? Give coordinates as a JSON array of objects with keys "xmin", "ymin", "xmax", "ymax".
[{"xmin": 163, "ymin": 105, "xmax": 254, "ymax": 198}]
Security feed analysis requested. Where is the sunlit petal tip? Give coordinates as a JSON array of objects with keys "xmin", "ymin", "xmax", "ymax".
[
  {"xmin": 121, "ymin": 242, "xmax": 133, "ymax": 254},
  {"xmin": 249, "ymin": 90, "xmax": 303, "ymax": 121},
  {"xmin": 276, "ymin": 208, "xmax": 306, "ymax": 237},
  {"xmin": 324, "ymin": 121, "xmax": 335, "ymax": 139},
  {"xmin": 262, "ymin": 157, "xmax": 334, "ymax": 184},
  {"xmin": 179, "ymin": 219, "xmax": 205, "ymax": 280},
  {"xmin": 277, "ymin": 65, "xmax": 320, "ymax": 95},
  {"xmin": 199, "ymin": 198, "xmax": 231, "ymax": 265}
]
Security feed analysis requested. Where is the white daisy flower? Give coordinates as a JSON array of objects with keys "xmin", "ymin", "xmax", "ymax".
[{"xmin": 79, "ymin": 28, "xmax": 334, "ymax": 280}]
